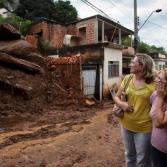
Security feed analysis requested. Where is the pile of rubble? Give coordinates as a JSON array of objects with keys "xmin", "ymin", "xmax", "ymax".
[
  {"xmin": 0, "ymin": 24, "xmax": 96, "ymax": 115},
  {"xmin": 0, "ymin": 24, "xmax": 47, "ymax": 113}
]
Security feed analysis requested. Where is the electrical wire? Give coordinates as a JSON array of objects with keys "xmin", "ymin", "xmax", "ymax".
[
  {"xmin": 148, "ymin": 21, "xmax": 167, "ymax": 31},
  {"xmin": 84, "ymin": 0, "xmax": 110, "ymax": 18},
  {"xmin": 108, "ymin": 0, "xmax": 128, "ymax": 15},
  {"xmin": 80, "ymin": 0, "xmax": 118, "ymax": 22},
  {"xmin": 80, "ymin": 0, "xmax": 105, "ymax": 16}
]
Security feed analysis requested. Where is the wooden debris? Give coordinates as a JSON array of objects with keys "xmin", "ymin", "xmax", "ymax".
[
  {"xmin": 0, "ymin": 52, "xmax": 44, "ymax": 74},
  {"xmin": 85, "ymin": 98, "xmax": 96, "ymax": 106},
  {"xmin": 0, "ymin": 24, "xmax": 21, "ymax": 40},
  {"xmin": 0, "ymin": 79, "xmax": 33, "ymax": 99},
  {"xmin": 47, "ymin": 54, "xmax": 80, "ymax": 67}
]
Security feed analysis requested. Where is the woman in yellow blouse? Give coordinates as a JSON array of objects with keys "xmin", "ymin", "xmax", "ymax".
[{"xmin": 113, "ymin": 53, "xmax": 155, "ymax": 167}]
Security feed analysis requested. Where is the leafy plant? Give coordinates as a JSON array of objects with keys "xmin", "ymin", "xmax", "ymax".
[
  {"xmin": 0, "ymin": 14, "xmax": 32, "ymax": 36},
  {"xmin": 37, "ymin": 37, "xmax": 51, "ymax": 57}
]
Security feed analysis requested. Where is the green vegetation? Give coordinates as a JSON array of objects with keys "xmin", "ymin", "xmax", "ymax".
[
  {"xmin": 122, "ymin": 36, "xmax": 167, "ymax": 55},
  {"xmin": 138, "ymin": 42, "xmax": 167, "ymax": 55},
  {"xmin": 0, "ymin": 14, "xmax": 32, "ymax": 36},
  {"xmin": 122, "ymin": 36, "xmax": 132, "ymax": 47},
  {"xmin": 14, "ymin": 0, "xmax": 78, "ymax": 23},
  {"xmin": 52, "ymin": 0, "xmax": 78, "ymax": 23},
  {"xmin": 15, "ymin": 0, "xmax": 55, "ymax": 20},
  {"xmin": 0, "ymin": 0, "xmax": 78, "ymax": 36},
  {"xmin": 37, "ymin": 37, "xmax": 51, "ymax": 57}
]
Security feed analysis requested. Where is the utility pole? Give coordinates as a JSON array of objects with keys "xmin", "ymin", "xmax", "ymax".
[{"xmin": 134, "ymin": 0, "xmax": 138, "ymax": 53}]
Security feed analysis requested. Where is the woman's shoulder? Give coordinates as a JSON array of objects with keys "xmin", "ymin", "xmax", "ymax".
[
  {"xmin": 122, "ymin": 74, "xmax": 133, "ymax": 81},
  {"xmin": 121, "ymin": 74, "xmax": 133, "ymax": 86}
]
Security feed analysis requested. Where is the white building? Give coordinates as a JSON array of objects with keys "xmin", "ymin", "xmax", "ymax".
[{"xmin": 150, "ymin": 53, "xmax": 167, "ymax": 70}]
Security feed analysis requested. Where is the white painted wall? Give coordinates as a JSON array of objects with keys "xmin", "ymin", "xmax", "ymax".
[{"xmin": 103, "ymin": 47, "xmax": 122, "ymax": 97}]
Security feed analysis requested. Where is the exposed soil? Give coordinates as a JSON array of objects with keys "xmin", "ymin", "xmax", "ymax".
[{"xmin": 0, "ymin": 102, "xmax": 124, "ymax": 167}]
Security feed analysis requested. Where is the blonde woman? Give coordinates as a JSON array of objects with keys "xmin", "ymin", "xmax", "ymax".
[
  {"xmin": 150, "ymin": 69, "xmax": 167, "ymax": 167},
  {"xmin": 113, "ymin": 53, "xmax": 155, "ymax": 167}
]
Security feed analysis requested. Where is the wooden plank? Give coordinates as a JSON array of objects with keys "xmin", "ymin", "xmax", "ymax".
[{"xmin": 0, "ymin": 52, "xmax": 44, "ymax": 74}]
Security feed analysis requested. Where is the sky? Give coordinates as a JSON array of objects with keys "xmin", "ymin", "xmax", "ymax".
[{"xmin": 70, "ymin": 0, "xmax": 167, "ymax": 51}]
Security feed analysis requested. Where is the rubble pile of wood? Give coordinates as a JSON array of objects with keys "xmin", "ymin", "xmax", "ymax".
[
  {"xmin": 0, "ymin": 24, "xmax": 47, "ymax": 113},
  {"xmin": 47, "ymin": 54, "xmax": 80, "ymax": 66},
  {"xmin": 0, "ymin": 24, "xmax": 96, "ymax": 113},
  {"xmin": 0, "ymin": 23, "xmax": 21, "ymax": 40}
]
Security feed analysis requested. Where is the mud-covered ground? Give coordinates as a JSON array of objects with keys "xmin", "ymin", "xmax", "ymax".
[{"xmin": 0, "ymin": 102, "xmax": 124, "ymax": 167}]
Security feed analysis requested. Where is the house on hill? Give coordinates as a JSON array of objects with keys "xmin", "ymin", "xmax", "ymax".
[{"xmin": 26, "ymin": 15, "xmax": 133, "ymax": 100}]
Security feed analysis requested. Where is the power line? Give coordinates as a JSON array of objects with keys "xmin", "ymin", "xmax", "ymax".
[
  {"xmin": 108, "ymin": 0, "xmax": 131, "ymax": 16},
  {"xmin": 80, "ymin": 0, "xmax": 118, "ymax": 22},
  {"xmin": 148, "ymin": 21, "xmax": 167, "ymax": 31},
  {"xmin": 112, "ymin": 0, "xmax": 131, "ymax": 10},
  {"xmin": 84, "ymin": 0, "xmax": 110, "ymax": 18},
  {"xmin": 80, "ymin": 0, "xmax": 102, "ymax": 15}
]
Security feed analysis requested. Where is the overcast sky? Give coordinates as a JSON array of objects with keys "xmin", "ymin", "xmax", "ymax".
[{"xmin": 70, "ymin": 0, "xmax": 167, "ymax": 51}]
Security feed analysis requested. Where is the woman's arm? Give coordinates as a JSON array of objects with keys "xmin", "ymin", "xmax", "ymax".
[
  {"xmin": 155, "ymin": 96, "xmax": 167, "ymax": 128},
  {"xmin": 113, "ymin": 86, "xmax": 133, "ymax": 112},
  {"xmin": 155, "ymin": 80, "xmax": 167, "ymax": 128}
]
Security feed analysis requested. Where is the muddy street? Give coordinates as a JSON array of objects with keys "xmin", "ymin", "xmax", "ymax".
[{"xmin": 0, "ymin": 104, "xmax": 124, "ymax": 167}]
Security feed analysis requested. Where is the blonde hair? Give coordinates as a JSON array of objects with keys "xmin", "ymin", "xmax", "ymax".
[{"xmin": 135, "ymin": 53, "xmax": 154, "ymax": 84}]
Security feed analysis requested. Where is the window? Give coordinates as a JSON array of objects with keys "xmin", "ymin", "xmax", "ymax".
[
  {"xmin": 108, "ymin": 61, "xmax": 119, "ymax": 78},
  {"xmin": 78, "ymin": 27, "xmax": 86, "ymax": 41}
]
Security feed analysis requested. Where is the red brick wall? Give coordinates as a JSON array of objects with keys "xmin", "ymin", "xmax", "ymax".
[
  {"xmin": 28, "ymin": 21, "xmax": 49, "ymax": 39},
  {"xmin": 51, "ymin": 24, "xmax": 66, "ymax": 48},
  {"xmin": 25, "ymin": 35, "xmax": 38, "ymax": 47},
  {"xmin": 26, "ymin": 18, "xmax": 97, "ymax": 48},
  {"xmin": 86, "ymin": 21, "xmax": 96, "ymax": 43},
  {"xmin": 67, "ymin": 20, "xmax": 96, "ymax": 45},
  {"xmin": 76, "ymin": 19, "xmax": 96, "ymax": 45},
  {"xmin": 27, "ymin": 21, "xmax": 66, "ymax": 48},
  {"xmin": 67, "ymin": 25, "xmax": 77, "ymax": 36}
]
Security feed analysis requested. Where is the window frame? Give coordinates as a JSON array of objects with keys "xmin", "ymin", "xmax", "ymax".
[{"xmin": 108, "ymin": 61, "xmax": 119, "ymax": 78}]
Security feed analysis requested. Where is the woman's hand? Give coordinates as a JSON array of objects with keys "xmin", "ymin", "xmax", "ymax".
[
  {"xmin": 155, "ymin": 70, "xmax": 167, "ymax": 98},
  {"xmin": 154, "ymin": 70, "xmax": 167, "ymax": 128},
  {"xmin": 156, "ymin": 80, "xmax": 166, "ymax": 98},
  {"xmin": 121, "ymin": 102, "xmax": 133, "ymax": 112}
]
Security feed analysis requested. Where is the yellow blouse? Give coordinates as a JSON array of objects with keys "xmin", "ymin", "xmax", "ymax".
[{"xmin": 120, "ymin": 75, "xmax": 155, "ymax": 133}]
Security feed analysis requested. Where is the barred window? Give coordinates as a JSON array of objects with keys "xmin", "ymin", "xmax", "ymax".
[{"xmin": 108, "ymin": 61, "xmax": 119, "ymax": 78}]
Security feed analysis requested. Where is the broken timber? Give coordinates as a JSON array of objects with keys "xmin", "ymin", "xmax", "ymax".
[{"xmin": 0, "ymin": 52, "xmax": 44, "ymax": 74}]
